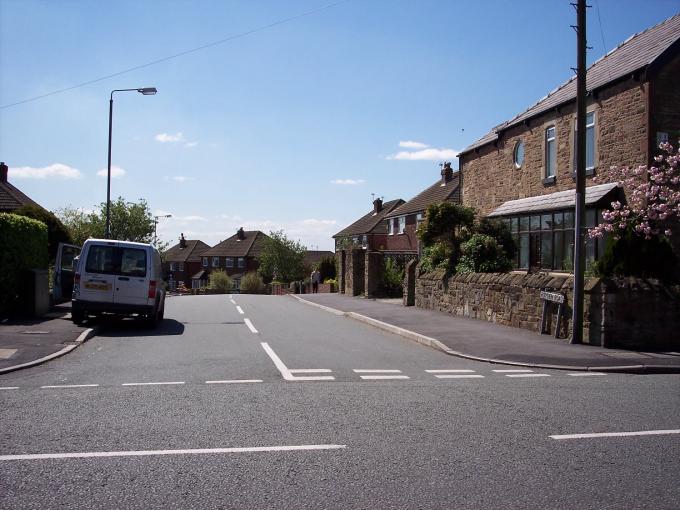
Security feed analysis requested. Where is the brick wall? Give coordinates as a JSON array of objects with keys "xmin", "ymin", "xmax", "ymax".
[
  {"xmin": 460, "ymin": 76, "xmax": 649, "ymax": 217},
  {"xmin": 384, "ymin": 216, "xmax": 419, "ymax": 253},
  {"xmin": 415, "ymin": 269, "xmax": 679, "ymax": 350}
]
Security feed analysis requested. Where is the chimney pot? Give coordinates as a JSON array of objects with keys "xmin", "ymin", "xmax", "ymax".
[
  {"xmin": 179, "ymin": 233, "xmax": 187, "ymax": 248},
  {"xmin": 237, "ymin": 227, "xmax": 245, "ymax": 240},
  {"xmin": 441, "ymin": 161, "xmax": 453, "ymax": 184},
  {"xmin": 0, "ymin": 162, "xmax": 7, "ymax": 183},
  {"xmin": 373, "ymin": 197, "xmax": 383, "ymax": 213}
]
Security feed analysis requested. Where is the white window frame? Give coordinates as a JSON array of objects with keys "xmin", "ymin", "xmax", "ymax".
[
  {"xmin": 573, "ymin": 111, "xmax": 596, "ymax": 172},
  {"xmin": 416, "ymin": 212, "xmax": 424, "ymax": 223},
  {"xmin": 226, "ymin": 257, "xmax": 234, "ymax": 268},
  {"xmin": 169, "ymin": 262, "xmax": 176, "ymax": 271},
  {"xmin": 202, "ymin": 257, "xmax": 208, "ymax": 267},
  {"xmin": 178, "ymin": 262, "xmax": 184, "ymax": 272},
  {"xmin": 398, "ymin": 216, "xmax": 406, "ymax": 234},
  {"xmin": 237, "ymin": 257, "xmax": 245, "ymax": 269},
  {"xmin": 545, "ymin": 126, "xmax": 556, "ymax": 178},
  {"xmin": 212, "ymin": 256, "xmax": 220, "ymax": 268},
  {"xmin": 388, "ymin": 219, "xmax": 394, "ymax": 235}
]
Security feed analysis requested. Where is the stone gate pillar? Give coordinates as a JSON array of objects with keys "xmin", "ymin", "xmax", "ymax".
[
  {"xmin": 365, "ymin": 251, "xmax": 383, "ymax": 298},
  {"xmin": 403, "ymin": 258, "xmax": 417, "ymax": 306}
]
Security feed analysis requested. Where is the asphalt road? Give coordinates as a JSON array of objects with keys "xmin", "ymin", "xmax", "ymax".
[{"xmin": 1, "ymin": 294, "xmax": 679, "ymax": 509}]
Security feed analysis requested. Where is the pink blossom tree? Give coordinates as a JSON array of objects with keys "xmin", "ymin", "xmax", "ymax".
[{"xmin": 588, "ymin": 141, "xmax": 680, "ymax": 240}]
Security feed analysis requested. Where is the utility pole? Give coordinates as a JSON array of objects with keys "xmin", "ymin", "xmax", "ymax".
[{"xmin": 571, "ymin": 0, "xmax": 587, "ymax": 344}]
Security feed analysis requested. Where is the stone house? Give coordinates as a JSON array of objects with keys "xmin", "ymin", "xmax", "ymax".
[
  {"xmin": 333, "ymin": 198, "xmax": 405, "ymax": 252},
  {"xmin": 162, "ymin": 234, "xmax": 211, "ymax": 290},
  {"xmin": 457, "ymin": 14, "xmax": 680, "ymax": 272},
  {"xmin": 200, "ymin": 228, "xmax": 270, "ymax": 291},
  {"xmin": 383, "ymin": 162, "xmax": 460, "ymax": 256}
]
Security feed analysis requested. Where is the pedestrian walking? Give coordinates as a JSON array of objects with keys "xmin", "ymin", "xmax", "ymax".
[{"xmin": 311, "ymin": 269, "xmax": 320, "ymax": 293}]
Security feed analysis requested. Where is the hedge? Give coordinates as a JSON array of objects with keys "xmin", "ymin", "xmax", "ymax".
[{"xmin": 0, "ymin": 213, "xmax": 48, "ymax": 308}]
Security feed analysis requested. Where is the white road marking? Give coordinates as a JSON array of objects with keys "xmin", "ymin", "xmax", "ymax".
[
  {"xmin": 230, "ymin": 299, "xmax": 237, "ymax": 305},
  {"xmin": 0, "ymin": 386, "xmax": 19, "ymax": 390},
  {"xmin": 353, "ymin": 369, "xmax": 402, "ymax": 373},
  {"xmin": 289, "ymin": 369, "xmax": 333, "ymax": 374},
  {"xmin": 0, "ymin": 444, "xmax": 348, "ymax": 462},
  {"xmin": 568, "ymin": 372, "xmax": 606, "ymax": 376},
  {"xmin": 244, "ymin": 318, "xmax": 258, "ymax": 334},
  {"xmin": 206, "ymin": 379, "xmax": 263, "ymax": 384},
  {"xmin": 260, "ymin": 342, "xmax": 335, "ymax": 382},
  {"xmin": 435, "ymin": 374, "xmax": 485, "ymax": 379},
  {"xmin": 426, "ymin": 369, "xmax": 476, "ymax": 373},
  {"xmin": 40, "ymin": 384, "xmax": 99, "ymax": 389},
  {"xmin": 122, "ymin": 381, "xmax": 185, "ymax": 386},
  {"xmin": 493, "ymin": 369, "xmax": 534, "ymax": 373},
  {"xmin": 550, "ymin": 429, "xmax": 680, "ymax": 440},
  {"xmin": 236, "ymin": 306, "xmax": 244, "ymax": 314},
  {"xmin": 360, "ymin": 375, "xmax": 410, "ymax": 380},
  {"xmin": 505, "ymin": 373, "xmax": 551, "ymax": 378}
]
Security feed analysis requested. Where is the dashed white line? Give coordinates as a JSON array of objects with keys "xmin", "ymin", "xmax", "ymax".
[
  {"xmin": 244, "ymin": 318, "xmax": 258, "ymax": 334},
  {"xmin": 550, "ymin": 429, "xmax": 680, "ymax": 440},
  {"xmin": 206, "ymin": 379, "xmax": 263, "ymax": 384},
  {"xmin": 360, "ymin": 375, "xmax": 410, "ymax": 380},
  {"xmin": 435, "ymin": 374, "xmax": 485, "ymax": 379},
  {"xmin": 230, "ymin": 298, "xmax": 237, "ymax": 305},
  {"xmin": 40, "ymin": 384, "xmax": 99, "ymax": 389},
  {"xmin": 0, "ymin": 444, "xmax": 348, "ymax": 462},
  {"xmin": 289, "ymin": 369, "xmax": 333, "ymax": 374},
  {"xmin": 236, "ymin": 306, "xmax": 244, "ymax": 314},
  {"xmin": 493, "ymin": 369, "xmax": 534, "ymax": 373},
  {"xmin": 505, "ymin": 373, "xmax": 551, "ymax": 378},
  {"xmin": 260, "ymin": 342, "xmax": 335, "ymax": 382},
  {"xmin": 122, "ymin": 381, "xmax": 185, "ymax": 386},
  {"xmin": 0, "ymin": 386, "xmax": 19, "ymax": 390},
  {"xmin": 568, "ymin": 372, "xmax": 606, "ymax": 377},
  {"xmin": 426, "ymin": 369, "xmax": 476, "ymax": 373},
  {"xmin": 353, "ymin": 369, "xmax": 402, "ymax": 373}
]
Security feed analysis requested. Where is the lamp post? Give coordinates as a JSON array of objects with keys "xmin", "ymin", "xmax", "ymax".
[
  {"xmin": 106, "ymin": 87, "xmax": 157, "ymax": 239},
  {"xmin": 153, "ymin": 214, "xmax": 172, "ymax": 245}
]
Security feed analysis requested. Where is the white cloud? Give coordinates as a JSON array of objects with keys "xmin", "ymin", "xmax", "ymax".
[
  {"xmin": 97, "ymin": 166, "xmax": 126, "ymax": 179},
  {"xmin": 399, "ymin": 140, "xmax": 429, "ymax": 149},
  {"xmin": 388, "ymin": 148, "xmax": 459, "ymax": 161},
  {"xmin": 163, "ymin": 175, "xmax": 196, "ymax": 183},
  {"xmin": 155, "ymin": 132, "xmax": 185, "ymax": 143},
  {"xmin": 11, "ymin": 163, "xmax": 83, "ymax": 179},
  {"xmin": 185, "ymin": 142, "xmax": 198, "ymax": 148},
  {"xmin": 330, "ymin": 179, "xmax": 365, "ymax": 185}
]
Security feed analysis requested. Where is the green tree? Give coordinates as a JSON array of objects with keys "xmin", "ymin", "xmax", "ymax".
[
  {"xmin": 208, "ymin": 270, "xmax": 233, "ymax": 293},
  {"xmin": 257, "ymin": 230, "xmax": 306, "ymax": 283},
  {"xmin": 14, "ymin": 204, "xmax": 72, "ymax": 262},
  {"xmin": 57, "ymin": 197, "xmax": 167, "ymax": 251},
  {"xmin": 317, "ymin": 256, "xmax": 336, "ymax": 282},
  {"xmin": 417, "ymin": 202, "xmax": 475, "ymax": 273}
]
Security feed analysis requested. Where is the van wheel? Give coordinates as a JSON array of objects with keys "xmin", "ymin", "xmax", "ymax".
[
  {"xmin": 144, "ymin": 302, "xmax": 160, "ymax": 329},
  {"xmin": 158, "ymin": 299, "xmax": 165, "ymax": 320},
  {"xmin": 72, "ymin": 310, "xmax": 85, "ymax": 325}
]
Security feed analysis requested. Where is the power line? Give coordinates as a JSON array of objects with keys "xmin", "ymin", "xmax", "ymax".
[{"xmin": 0, "ymin": 0, "xmax": 350, "ymax": 110}]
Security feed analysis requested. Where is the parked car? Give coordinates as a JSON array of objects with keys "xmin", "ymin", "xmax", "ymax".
[{"xmin": 64, "ymin": 239, "xmax": 166, "ymax": 327}]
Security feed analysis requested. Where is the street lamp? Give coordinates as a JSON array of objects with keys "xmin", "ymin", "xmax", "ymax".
[
  {"xmin": 153, "ymin": 214, "xmax": 172, "ymax": 245},
  {"xmin": 105, "ymin": 87, "xmax": 157, "ymax": 239}
]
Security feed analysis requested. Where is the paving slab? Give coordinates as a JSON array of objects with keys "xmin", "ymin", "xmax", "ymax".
[{"xmin": 295, "ymin": 293, "xmax": 680, "ymax": 373}]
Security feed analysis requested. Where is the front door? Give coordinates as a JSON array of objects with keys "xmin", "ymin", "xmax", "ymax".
[{"xmin": 54, "ymin": 242, "xmax": 81, "ymax": 302}]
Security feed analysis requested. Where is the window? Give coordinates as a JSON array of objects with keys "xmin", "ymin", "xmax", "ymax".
[
  {"xmin": 85, "ymin": 245, "xmax": 116, "ymax": 275},
  {"xmin": 84, "ymin": 246, "xmax": 146, "ymax": 276},
  {"xmin": 120, "ymin": 249, "xmax": 147, "ymax": 277},
  {"xmin": 574, "ymin": 111, "xmax": 596, "ymax": 171},
  {"xmin": 226, "ymin": 257, "xmax": 234, "ymax": 268},
  {"xmin": 361, "ymin": 236, "xmax": 368, "ymax": 248},
  {"xmin": 388, "ymin": 219, "xmax": 394, "ymax": 235},
  {"xmin": 398, "ymin": 216, "xmax": 406, "ymax": 234},
  {"xmin": 202, "ymin": 257, "xmax": 208, "ymax": 267},
  {"xmin": 416, "ymin": 212, "xmax": 424, "ymax": 223},
  {"xmin": 238, "ymin": 257, "xmax": 245, "ymax": 269},
  {"xmin": 212, "ymin": 257, "xmax": 220, "ymax": 267},
  {"xmin": 352, "ymin": 235, "xmax": 359, "ymax": 245},
  {"xmin": 545, "ymin": 126, "xmax": 556, "ymax": 178},
  {"xmin": 169, "ymin": 262, "xmax": 176, "ymax": 271},
  {"xmin": 178, "ymin": 262, "xmax": 184, "ymax": 272},
  {"xmin": 513, "ymin": 140, "xmax": 525, "ymax": 169}
]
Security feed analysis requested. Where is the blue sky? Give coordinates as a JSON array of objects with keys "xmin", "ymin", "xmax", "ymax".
[{"xmin": 1, "ymin": 0, "xmax": 678, "ymax": 250}]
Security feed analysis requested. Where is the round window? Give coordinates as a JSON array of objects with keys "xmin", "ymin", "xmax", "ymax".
[{"xmin": 513, "ymin": 141, "xmax": 525, "ymax": 169}]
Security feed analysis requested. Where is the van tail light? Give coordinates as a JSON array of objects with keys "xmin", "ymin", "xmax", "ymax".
[
  {"xmin": 148, "ymin": 280, "xmax": 157, "ymax": 299},
  {"xmin": 74, "ymin": 273, "xmax": 81, "ymax": 284}
]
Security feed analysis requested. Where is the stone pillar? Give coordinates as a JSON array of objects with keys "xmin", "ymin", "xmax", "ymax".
[
  {"xmin": 336, "ymin": 250, "xmax": 346, "ymax": 294},
  {"xmin": 365, "ymin": 251, "xmax": 383, "ymax": 298},
  {"xmin": 403, "ymin": 258, "xmax": 417, "ymax": 306},
  {"xmin": 347, "ymin": 249, "xmax": 365, "ymax": 296}
]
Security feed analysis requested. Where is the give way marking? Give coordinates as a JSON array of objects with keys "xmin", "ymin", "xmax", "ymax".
[{"xmin": 260, "ymin": 342, "xmax": 334, "ymax": 381}]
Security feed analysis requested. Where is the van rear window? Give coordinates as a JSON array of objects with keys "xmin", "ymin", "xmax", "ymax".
[{"xmin": 85, "ymin": 246, "xmax": 147, "ymax": 277}]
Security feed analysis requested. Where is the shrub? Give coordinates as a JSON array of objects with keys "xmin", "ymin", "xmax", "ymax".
[
  {"xmin": 317, "ymin": 256, "xmax": 336, "ymax": 281},
  {"xmin": 240, "ymin": 272, "xmax": 265, "ymax": 293},
  {"xmin": 382, "ymin": 258, "xmax": 404, "ymax": 296},
  {"xmin": 208, "ymin": 270, "xmax": 233, "ymax": 293},
  {"xmin": 455, "ymin": 234, "xmax": 513, "ymax": 274},
  {"xmin": 14, "ymin": 205, "xmax": 71, "ymax": 262},
  {"xmin": 417, "ymin": 202, "xmax": 475, "ymax": 273},
  {"xmin": 323, "ymin": 278, "xmax": 337, "ymax": 285},
  {"xmin": 0, "ymin": 213, "xmax": 48, "ymax": 310},
  {"xmin": 419, "ymin": 241, "xmax": 454, "ymax": 273},
  {"xmin": 477, "ymin": 217, "xmax": 516, "ymax": 261}
]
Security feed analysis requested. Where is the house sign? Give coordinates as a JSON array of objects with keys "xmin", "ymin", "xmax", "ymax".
[{"xmin": 540, "ymin": 291, "xmax": 565, "ymax": 304}]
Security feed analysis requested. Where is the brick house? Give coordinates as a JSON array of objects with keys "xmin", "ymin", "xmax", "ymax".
[
  {"xmin": 0, "ymin": 162, "xmax": 42, "ymax": 213},
  {"xmin": 163, "ymin": 234, "xmax": 211, "ymax": 290},
  {"xmin": 333, "ymin": 198, "xmax": 405, "ymax": 252},
  {"xmin": 199, "ymin": 228, "xmax": 270, "ymax": 291},
  {"xmin": 383, "ymin": 162, "xmax": 460, "ymax": 255},
  {"xmin": 458, "ymin": 14, "xmax": 680, "ymax": 272}
]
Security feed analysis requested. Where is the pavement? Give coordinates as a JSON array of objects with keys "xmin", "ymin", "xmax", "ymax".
[
  {"xmin": 294, "ymin": 292, "xmax": 680, "ymax": 373},
  {"xmin": 0, "ymin": 302, "xmax": 95, "ymax": 374}
]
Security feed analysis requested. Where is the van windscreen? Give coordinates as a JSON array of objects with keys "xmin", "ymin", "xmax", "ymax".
[{"xmin": 85, "ymin": 246, "xmax": 147, "ymax": 277}]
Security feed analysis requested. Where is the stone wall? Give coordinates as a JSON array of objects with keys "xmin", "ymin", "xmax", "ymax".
[
  {"xmin": 415, "ymin": 269, "xmax": 679, "ymax": 350},
  {"xmin": 365, "ymin": 251, "xmax": 383, "ymax": 298}
]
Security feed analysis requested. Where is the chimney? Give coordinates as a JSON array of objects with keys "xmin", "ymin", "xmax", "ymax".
[
  {"xmin": 373, "ymin": 197, "xmax": 383, "ymax": 214},
  {"xmin": 237, "ymin": 227, "xmax": 245, "ymax": 240},
  {"xmin": 179, "ymin": 233, "xmax": 187, "ymax": 248},
  {"xmin": 441, "ymin": 161, "xmax": 453, "ymax": 184},
  {"xmin": 0, "ymin": 162, "xmax": 7, "ymax": 183}
]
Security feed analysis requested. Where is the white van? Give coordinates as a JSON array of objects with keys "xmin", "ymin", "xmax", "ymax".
[{"xmin": 70, "ymin": 239, "xmax": 166, "ymax": 327}]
